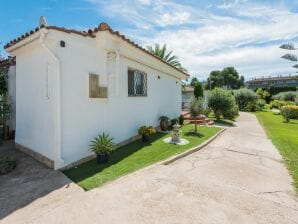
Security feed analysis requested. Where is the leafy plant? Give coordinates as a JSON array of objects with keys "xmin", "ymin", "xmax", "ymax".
[
  {"xmin": 0, "ymin": 156, "xmax": 16, "ymax": 175},
  {"xmin": 89, "ymin": 133, "xmax": 114, "ymax": 155},
  {"xmin": 272, "ymin": 91, "xmax": 298, "ymax": 102},
  {"xmin": 281, "ymin": 105, "xmax": 298, "ymax": 122},
  {"xmin": 178, "ymin": 115, "xmax": 184, "ymax": 125},
  {"xmin": 193, "ymin": 82, "xmax": 203, "ymax": 99},
  {"xmin": 138, "ymin": 126, "xmax": 156, "ymax": 142},
  {"xmin": 233, "ymin": 88, "xmax": 257, "ymax": 110},
  {"xmin": 269, "ymin": 100, "xmax": 294, "ymax": 109},
  {"xmin": 208, "ymin": 88, "xmax": 237, "ymax": 120},
  {"xmin": 189, "ymin": 97, "xmax": 204, "ymax": 133},
  {"xmin": 146, "ymin": 43, "xmax": 187, "ymax": 72}
]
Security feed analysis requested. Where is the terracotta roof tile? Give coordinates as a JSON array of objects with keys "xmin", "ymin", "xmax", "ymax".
[{"xmin": 4, "ymin": 22, "xmax": 189, "ymax": 77}]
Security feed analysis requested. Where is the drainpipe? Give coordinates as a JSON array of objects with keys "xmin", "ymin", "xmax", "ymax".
[
  {"xmin": 115, "ymin": 49, "xmax": 120, "ymax": 96},
  {"xmin": 39, "ymin": 28, "xmax": 65, "ymax": 167}
]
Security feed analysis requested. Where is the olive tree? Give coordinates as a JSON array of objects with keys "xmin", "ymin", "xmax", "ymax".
[
  {"xmin": 208, "ymin": 88, "xmax": 238, "ymax": 120},
  {"xmin": 233, "ymin": 88, "xmax": 257, "ymax": 110},
  {"xmin": 189, "ymin": 97, "xmax": 204, "ymax": 133}
]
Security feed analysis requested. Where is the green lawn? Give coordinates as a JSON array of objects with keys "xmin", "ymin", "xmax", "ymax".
[
  {"xmin": 64, "ymin": 124, "xmax": 221, "ymax": 190},
  {"xmin": 255, "ymin": 111, "xmax": 298, "ymax": 192}
]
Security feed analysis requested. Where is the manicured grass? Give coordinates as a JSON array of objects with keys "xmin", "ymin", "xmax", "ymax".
[
  {"xmin": 64, "ymin": 125, "xmax": 221, "ymax": 190},
  {"xmin": 255, "ymin": 111, "xmax": 298, "ymax": 192}
]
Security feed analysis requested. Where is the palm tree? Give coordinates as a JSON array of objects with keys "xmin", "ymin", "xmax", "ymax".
[{"xmin": 146, "ymin": 43, "xmax": 187, "ymax": 72}]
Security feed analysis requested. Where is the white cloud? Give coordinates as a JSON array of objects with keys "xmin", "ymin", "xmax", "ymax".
[{"xmin": 86, "ymin": 0, "xmax": 298, "ymax": 80}]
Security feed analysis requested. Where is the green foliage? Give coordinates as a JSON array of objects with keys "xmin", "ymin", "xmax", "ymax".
[
  {"xmin": 189, "ymin": 97, "xmax": 204, "ymax": 133},
  {"xmin": 89, "ymin": 133, "xmax": 114, "ymax": 155},
  {"xmin": 272, "ymin": 91, "xmax": 298, "ymax": 102},
  {"xmin": 178, "ymin": 115, "xmax": 184, "ymax": 125},
  {"xmin": 64, "ymin": 125, "xmax": 221, "ymax": 190},
  {"xmin": 281, "ymin": 105, "xmax": 298, "ymax": 122},
  {"xmin": 138, "ymin": 126, "xmax": 156, "ymax": 138},
  {"xmin": 0, "ymin": 156, "xmax": 16, "ymax": 175},
  {"xmin": 269, "ymin": 100, "xmax": 295, "ymax": 109},
  {"xmin": 234, "ymin": 88, "xmax": 257, "ymax": 110},
  {"xmin": 206, "ymin": 67, "xmax": 244, "ymax": 90},
  {"xmin": 190, "ymin": 77, "xmax": 199, "ymax": 87},
  {"xmin": 256, "ymin": 99, "xmax": 266, "ymax": 110},
  {"xmin": 146, "ymin": 43, "xmax": 187, "ymax": 72},
  {"xmin": 268, "ymin": 85, "xmax": 297, "ymax": 95},
  {"xmin": 208, "ymin": 88, "xmax": 238, "ymax": 120},
  {"xmin": 193, "ymin": 82, "xmax": 203, "ymax": 99}
]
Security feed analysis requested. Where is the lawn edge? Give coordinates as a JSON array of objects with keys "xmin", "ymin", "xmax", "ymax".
[{"xmin": 162, "ymin": 127, "xmax": 226, "ymax": 165}]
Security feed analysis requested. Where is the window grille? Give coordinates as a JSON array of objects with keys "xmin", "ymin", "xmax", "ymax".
[{"xmin": 128, "ymin": 68, "xmax": 147, "ymax": 96}]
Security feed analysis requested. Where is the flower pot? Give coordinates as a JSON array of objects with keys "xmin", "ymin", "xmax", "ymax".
[
  {"xmin": 96, "ymin": 153, "xmax": 109, "ymax": 164},
  {"xmin": 142, "ymin": 135, "xmax": 149, "ymax": 142},
  {"xmin": 160, "ymin": 120, "xmax": 169, "ymax": 131}
]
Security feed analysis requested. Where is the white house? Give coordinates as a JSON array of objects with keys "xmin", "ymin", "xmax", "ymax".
[{"xmin": 5, "ymin": 20, "xmax": 188, "ymax": 170}]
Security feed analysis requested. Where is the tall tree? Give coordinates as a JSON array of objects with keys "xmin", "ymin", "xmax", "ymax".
[
  {"xmin": 280, "ymin": 43, "xmax": 298, "ymax": 69},
  {"xmin": 190, "ymin": 77, "xmax": 199, "ymax": 87},
  {"xmin": 205, "ymin": 67, "xmax": 244, "ymax": 90},
  {"xmin": 193, "ymin": 82, "xmax": 203, "ymax": 99},
  {"xmin": 146, "ymin": 43, "xmax": 187, "ymax": 72}
]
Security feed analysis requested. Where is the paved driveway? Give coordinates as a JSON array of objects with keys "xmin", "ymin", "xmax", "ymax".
[{"xmin": 1, "ymin": 112, "xmax": 298, "ymax": 224}]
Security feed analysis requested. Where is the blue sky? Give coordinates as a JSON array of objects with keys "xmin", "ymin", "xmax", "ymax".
[{"xmin": 1, "ymin": 0, "xmax": 298, "ymax": 80}]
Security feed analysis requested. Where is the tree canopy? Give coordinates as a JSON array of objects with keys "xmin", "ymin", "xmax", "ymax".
[
  {"xmin": 146, "ymin": 43, "xmax": 187, "ymax": 72},
  {"xmin": 205, "ymin": 67, "xmax": 244, "ymax": 90}
]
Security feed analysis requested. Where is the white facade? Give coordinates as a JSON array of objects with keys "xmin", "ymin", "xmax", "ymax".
[{"xmin": 6, "ymin": 26, "xmax": 187, "ymax": 169}]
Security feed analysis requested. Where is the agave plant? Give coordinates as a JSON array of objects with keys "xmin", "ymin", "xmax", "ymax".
[{"xmin": 89, "ymin": 132, "xmax": 114, "ymax": 155}]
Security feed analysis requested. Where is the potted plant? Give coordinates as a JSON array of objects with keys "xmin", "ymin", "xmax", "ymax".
[
  {"xmin": 138, "ymin": 126, "xmax": 156, "ymax": 142},
  {"xmin": 89, "ymin": 132, "xmax": 114, "ymax": 164},
  {"xmin": 159, "ymin": 116, "xmax": 169, "ymax": 131}
]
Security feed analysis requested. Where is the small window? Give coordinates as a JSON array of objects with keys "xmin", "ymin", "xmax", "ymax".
[
  {"xmin": 89, "ymin": 74, "xmax": 107, "ymax": 98},
  {"xmin": 128, "ymin": 68, "xmax": 147, "ymax": 97}
]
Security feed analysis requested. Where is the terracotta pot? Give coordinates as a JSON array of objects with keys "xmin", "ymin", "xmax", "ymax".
[{"xmin": 160, "ymin": 120, "xmax": 169, "ymax": 131}]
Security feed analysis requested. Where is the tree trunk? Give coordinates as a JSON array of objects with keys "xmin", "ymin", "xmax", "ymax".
[{"xmin": 194, "ymin": 117, "xmax": 197, "ymax": 133}]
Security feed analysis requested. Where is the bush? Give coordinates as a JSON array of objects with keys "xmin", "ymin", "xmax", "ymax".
[
  {"xmin": 272, "ymin": 91, "xmax": 298, "ymax": 102},
  {"xmin": 269, "ymin": 100, "xmax": 294, "ymax": 109},
  {"xmin": 222, "ymin": 104, "xmax": 239, "ymax": 120},
  {"xmin": 0, "ymin": 157, "xmax": 16, "ymax": 175},
  {"xmin": 256, "ymin": 99, "xmax": 266, "ymax": 110},
  {"xmin": 281, "ymin": 105, "xmax": 298, "ymax": 122},
  {"xmin": 178, "ymin": 115, "xmax": 184, "ymax": 125},
  {"xmin": 246, "ymin": 101, "xmax": 257, "ymax": 112},
  {"xmin": 268, "ymin": 85, "xmax": 297, "ymax": 96},
  {"xmin": 234, "ymin": 88, "xmax": 257, "ymax": 110},
  {"xmin": 138, "ymin": 126, "xmax": 156, "ymax": 142},
  {"xmin": 208, "ymin": 88, "xmax": 238, "ymax": 120},
  {"xmin": 171, "ymin": 118, "xmax": 179, "ymax": 126}
]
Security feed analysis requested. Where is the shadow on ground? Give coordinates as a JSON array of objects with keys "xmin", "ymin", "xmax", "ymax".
[{"xmin": 0, "ymin": 141, "xmax": 71, "ymax": 219}]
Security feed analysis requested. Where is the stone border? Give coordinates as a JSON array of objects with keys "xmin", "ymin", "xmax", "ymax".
[{"xmin": 162, "ymin": 128, "xmax": 226, "ymax": 165}]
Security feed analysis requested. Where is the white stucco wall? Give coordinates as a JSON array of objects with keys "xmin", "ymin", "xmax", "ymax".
[
  {"xmin": 14, "ymin": 42, "xmax": 56, "ymax": 161},
  {"xmin": 8, "ymin": 28, "xmax": 184, "ymax": 169}
]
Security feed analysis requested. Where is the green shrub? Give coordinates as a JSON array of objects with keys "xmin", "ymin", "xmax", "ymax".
[
  {"xmin": 272, "ymin": 91, "xmax": 298, "ymax": 102},
  {"xmin": 234, "ymin": 88, "xmax": 257, "ymax": 110},
  {"xmin": 281, "ymin": 105, "xmax": 298, "ymax": 122},
  {"xmin": 178, "ymin": 115, "xmax": 184, "ymax": 125},
  {"xmin": 256, "ymin": 99, "xmax": 266, "ymax": 110},
  {"xmin": 222, "ymin": 104, "xmax": 239, "ymax": 120},
  {"xmin": 269, "ymin": 100, "xmax": 294, "ymax": 109},
  {"xmin": 0, "ymin": 157, "xmax": 16, "ymax": 175},
  {"xmin": 246, "ymin": 101, "xmax": 257, "ymax": 112},
  {"xmin": 268, "ymin": 85, "xmax": 297, "ymax": 96},
  {"xmin": 138, "ymin": 126, "xmax": 156, "ymax": 142},
  {"xmin": 208, "ymin": 88, "xmax": 238, "ymax": 120},
  {"xmin": 89, "ymin": 133, "xmax": 114, "ymax": 155}
]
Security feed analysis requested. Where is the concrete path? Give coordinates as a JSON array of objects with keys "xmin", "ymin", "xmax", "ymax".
[{"xmin": 1, "ymin": 112, "xmax": 298, "ymax": 224}]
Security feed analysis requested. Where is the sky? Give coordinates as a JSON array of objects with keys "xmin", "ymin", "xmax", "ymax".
[{"xmin": 1, "ymin": 0, "xmax": 298, "ymax": 81}]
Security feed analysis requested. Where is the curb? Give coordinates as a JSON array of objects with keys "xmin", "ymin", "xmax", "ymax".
[{"xmin": 162, "ymin": 127, "xmax": 226, "ymax": 165}]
